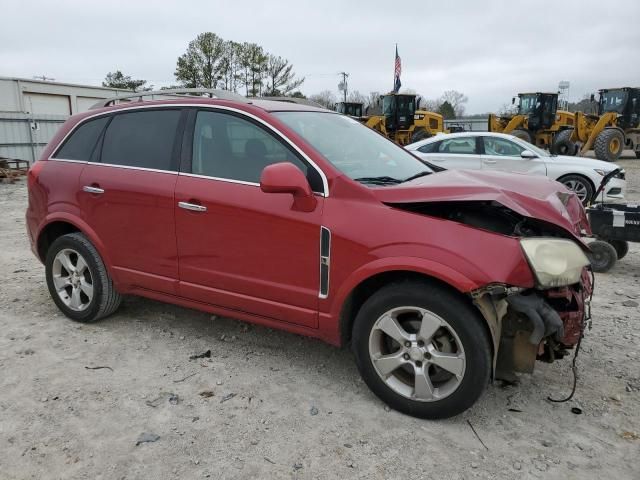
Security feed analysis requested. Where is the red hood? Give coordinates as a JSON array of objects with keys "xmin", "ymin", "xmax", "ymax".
[{"xmin": 370, "ymin": 169, "xmax": 590, "ymax": 240}]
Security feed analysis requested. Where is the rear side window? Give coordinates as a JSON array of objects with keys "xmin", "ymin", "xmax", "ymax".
[
  {"xmin": 437, "ymin": 137, "xmax": 477, "ymax": 154},
  {"xmin": 101, "ymin": 109, "xmax": 181, "ymax": 171},
  {"xmin": 53, "ymin": 116, "xmax": 109, "ymax": 160}
]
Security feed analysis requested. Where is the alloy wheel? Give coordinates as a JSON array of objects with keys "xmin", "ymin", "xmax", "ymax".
[
  {"xmin": 368, "ymin": 306, "xmax": 466, "ymax": 402},
  {"xmin": 51, "ymin": 248, "xmax": 94, "ymax": 311},
  {"xmin": 562, "ymin": 179, "xmax": 588, "ymax": 202}
]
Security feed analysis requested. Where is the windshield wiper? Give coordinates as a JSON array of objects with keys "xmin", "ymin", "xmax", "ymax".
[
  {"xmin": 353, "ymin": 176, "xmax": 403, "ymax": 185},
  {"xmin": 402, "ymin": 171, "xmax": 432, "ymax": 183}
]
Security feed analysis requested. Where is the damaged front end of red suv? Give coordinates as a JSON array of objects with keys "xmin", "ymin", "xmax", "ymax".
[{"xmin": 377, "ymin": 169, "xmax": 593, "ymax": 381}]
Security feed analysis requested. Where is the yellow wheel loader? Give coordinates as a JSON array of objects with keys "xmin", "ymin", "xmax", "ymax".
[
  {"xmin": 488, "ymin": 92, "xmax": 575, "ymax": 151},
  {"xmin": 363, "ymin": 93, "xmax": 445, "ymax": 145},
  {"xmin": 555, "ymin": 87, "xmax": 640, "ymax": 162}
]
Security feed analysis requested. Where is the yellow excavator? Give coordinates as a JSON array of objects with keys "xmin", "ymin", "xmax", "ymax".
[
  {"xmin": 488, "ymin": 92, "xmax": 575, "ymax": 151},
  {"xmin": 553, "ymin": 87, "xmax": 640, "ymax": 161},
  {"xmin": 362, "ymin": 93, "xmax": 445, "ymax": 145}
]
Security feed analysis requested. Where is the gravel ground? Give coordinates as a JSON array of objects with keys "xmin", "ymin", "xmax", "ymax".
[{"xmin": 1, "ymin": 161, "xmax": 639, "ymax": 480}]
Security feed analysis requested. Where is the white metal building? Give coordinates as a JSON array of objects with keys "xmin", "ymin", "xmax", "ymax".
[{"xmin": 0, "ymin": 76, "xmax": 132, "ymax": 162}]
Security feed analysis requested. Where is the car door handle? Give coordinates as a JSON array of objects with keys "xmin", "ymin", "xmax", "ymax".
[
  {"xmin": 431, "ymin": 157, "xmax": 445, "ymax": 162},
  {"xmin": 82, "ymin": 185, "xmax": 104, "ymax": 194},
  {"xmin": 483, "ymin": 159, "xmax": 497, "ymax": 164},
  {"xmin": 178, "ymin": 201, "xmax": 207, "ymax": 212}
]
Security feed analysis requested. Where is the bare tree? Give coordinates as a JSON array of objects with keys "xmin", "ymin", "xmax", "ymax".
[
  {"xmin": 309, "ymin": 90, "xmax": 337, "ymax": 109},
  {"xmin": 421, "ymin": 98, "xmax": 441, "ymax": 112},
  {"xmin": 498, "ymin": 102, "xmax": 518, "ymax": 116},
  {"xmin": 440, "ymin": 90, "xmax": 468, "ymax": 117},
  {"xmin": 347, "ymin": 90, "xmax": 368, "ymax": 106}
]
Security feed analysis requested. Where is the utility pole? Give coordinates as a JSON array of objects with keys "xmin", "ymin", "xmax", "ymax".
[{"xmin": 338, "ymin": 72, "xmax": 349, "ymax": 103}]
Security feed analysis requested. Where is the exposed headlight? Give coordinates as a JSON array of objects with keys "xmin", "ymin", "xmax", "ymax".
[{"xmin": 520, "ymin": 238, "xmax": 589, "ymax": 288}]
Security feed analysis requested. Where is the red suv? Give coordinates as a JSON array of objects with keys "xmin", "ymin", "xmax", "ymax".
[{"xmin": 26, "ymin": 94, "xmax": 593, "ymax": 419}]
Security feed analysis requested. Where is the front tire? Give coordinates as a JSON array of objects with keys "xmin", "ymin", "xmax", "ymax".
[
  {"xmin": 410, "ymin": 128, "xmax": 431, "ymax": 144},
  {"xmin": 552, "ymin": 129, "xmax": 577, "ymax": 155},
  {"xmin": 352, "ymin": 281, "xmax": 491, "ymax": 419},
  {"xmin": 45, "ymin": 232, "xmax": 122, "ymax": 322},
  {"xmin": 558, "ymin": 174, "xmax": 594, "ymax": 205},
  {"xmin": 594, "ymin": 129, "xmax": 624, "ymax": 162}
]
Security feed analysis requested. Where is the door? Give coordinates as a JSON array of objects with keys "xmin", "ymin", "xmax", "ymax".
[
  {"xmin": 414, "ymin": 136, "xmax": 481, "ymax": 170},
  {"xmin": 78, "ymin": 108, "xmax": 184, "ymax": 294},
  {"xmin": 175, "ymin": 109, "xmax": 325, "ymax": 328},
  {"xmin": 480, "ymin": 136, "xmax": 547, "ymax": 176}
]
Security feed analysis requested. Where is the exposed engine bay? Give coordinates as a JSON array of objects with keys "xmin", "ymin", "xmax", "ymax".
[{"xmin": 391, "ymin": 200, "xmax": 579, "ymax": 239}]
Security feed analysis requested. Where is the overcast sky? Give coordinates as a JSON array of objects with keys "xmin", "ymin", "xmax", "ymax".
[{"xmin": 2, "ymin": 0, "xmax": 639, "ymax": 113}]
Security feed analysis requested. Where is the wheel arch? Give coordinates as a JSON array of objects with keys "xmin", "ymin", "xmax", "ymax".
[
  {"xmin": 556, "ymin": 172, "xmax": 596, "ymax": 197},
  {"xmin": 336, "ymin": 266, "xmax": 490, "ymax": 350},
  {"xmin": 36, "ymin": 214, "xmax": 114, "ymax": 279}
]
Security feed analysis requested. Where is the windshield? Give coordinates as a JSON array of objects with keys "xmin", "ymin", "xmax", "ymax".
[
  {"xmin": 518, "ymin": 95, "xmax": 539, "ymax": 115},
  {"xmin": 274, "ymin": 111, "xmax": 432, "ymax": 184},
  {"xmin": 600, "ymin": 90, "xmax": 627, "ymax": 114}
]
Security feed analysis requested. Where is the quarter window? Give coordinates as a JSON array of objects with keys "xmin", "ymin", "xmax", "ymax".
[
  {"xmin": 191, "ymin": 110, "xmax": 323, "ymax": 192},
  {"xmin": 417, "ymin": 142, "xmax": 439, "ymax": 154},
  {"xmin": 101, "ymin": 109, "xmax": 181, "ymax": 170},
  {"xmin": 53, "ymin": 116, "xmax": 109, "ymax": 161},
  {"xmin": 483, "ymin": 137, "xmax": 525, "ymax": 157}
]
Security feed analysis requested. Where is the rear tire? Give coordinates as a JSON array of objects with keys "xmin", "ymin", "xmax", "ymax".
[
  {"xmin": 512, "ymin": 129, "xmax": 532, "ymax": 144},
  {"xmin": 45, "ymin": 232, "xmax": 122, "ymax": 322},
  {"xmin": 635, "ymin": 151, "xmax": 640, "ymax": 159},
  {"xmin": 410, "ymin": 128, "xmax": 431, "ymax": 144},
  {"xmin": 594, "ymin": 129, "xmax": 624, "ymax": 162},
  {"xmin": 558, "ymin": 174, "xmax": 594, "ymax": 206},
  {"xmin": 552, "ymin": 129, "xmax": 577, "ymax": 155},
  {"xmin": 608, "ymin": 239, "xmax": 629, "ymax": 260},
  {"xmin": 587, "ymin": 240, "xmax": 618, "ymax": 272},
  {"xmin": 352, "ymin": 280, "xmax": 491, "ymax": 419}
]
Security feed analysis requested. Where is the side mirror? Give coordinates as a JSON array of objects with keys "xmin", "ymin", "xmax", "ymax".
[
  {"xmin": 521, "ymin": 149, "xmax": 537, "ymax": 159},
  {"xmin": 590, "ymin": 94, "xmax": 595, "ymax": 102},
  {"xmin": 260, "ymin": 162, "xmax": 317, "ymax": 212},
  {"xmin": 511, "ymin": 97, "xmax": 516, "ymax": 105}
]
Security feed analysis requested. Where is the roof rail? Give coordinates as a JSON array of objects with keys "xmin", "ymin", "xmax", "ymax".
[{"xmin": 90, "ymin": 88, "xmax": 248, "ymax": 109}]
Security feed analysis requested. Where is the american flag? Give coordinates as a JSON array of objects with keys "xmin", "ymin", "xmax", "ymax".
[{"xmin": 394, "ymin": 45, "xmax": 402, "ymax": 92}]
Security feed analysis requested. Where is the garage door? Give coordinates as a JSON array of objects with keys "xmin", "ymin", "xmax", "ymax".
[
  {"xmin": 77, "ymin": 96, "xmax": 105, "ymax": 112},
  {"xmin": 23, "ymin": 92, "xmax": 71, "ymax": 115}
]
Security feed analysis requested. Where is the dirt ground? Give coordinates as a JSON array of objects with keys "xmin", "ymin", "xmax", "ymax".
[{"xmin": 1, "ymin": 160, "xmax": 639, "ymax": 480}]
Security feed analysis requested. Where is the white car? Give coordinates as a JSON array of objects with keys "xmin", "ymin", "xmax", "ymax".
[{"xmin": 406, "ymin": 132, "xmax": 626, "ymax": 204}]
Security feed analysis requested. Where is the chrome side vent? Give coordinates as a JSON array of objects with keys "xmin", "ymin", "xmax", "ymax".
[{"xmin": 319, "ymin": 226, "xmax": 331, "ymax": 298}]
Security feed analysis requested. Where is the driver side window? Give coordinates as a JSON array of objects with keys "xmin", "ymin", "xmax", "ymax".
[
  {"xmin": 191, "ymin": 110, "xmax": 323, "ymax": 193},
  {"xmin": 482, "ymin": 137, "xmax": 525, "ymax": 157}
]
